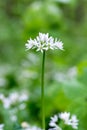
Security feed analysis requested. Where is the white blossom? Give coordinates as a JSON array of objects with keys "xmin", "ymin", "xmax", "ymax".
[
  {"xmin": 59, "ymin": 112, "xmax": 70, "ymax": 125},
  {"xmin": 0, "ymin": 91, "xmax": 28, "ymax": 109},
  {"xmin": 49, "ymin": 115, "xmax": 62, "ymax": 130},
  {"xmin": 25, "ymin": 33, "xmax": 63, "ymax": 53},
  {"xmin": 51, "ymin": 115, "xmax": 58, "ymax": 122},
  {"xmin": 0, "ymin": 124, "xmax": 4, "ymax": 130},
  {"xmin": 54, "ymin": 40, "xmax": 63, "ymax": 50},
  {"xmin": 49, "ymin": 112, "xmax": 78, "ymax": 130},
  {"xmin": 3, "ymin": 98, "xmax": 11, "ymax": 109},
  {"xmin": 59, "ymin": 112, "xmax": 78, "ymax": 129},
  {"xmin": 69, "ymin": 115, "xmax": 79, "ymax": 129}
]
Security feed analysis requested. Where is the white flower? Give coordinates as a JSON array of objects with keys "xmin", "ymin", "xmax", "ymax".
[
  {"xmin": 49, "ymin": 115, "xmax": 62, "ymax": 130},
  {"xmin": 19, "ymin": 103, "xmax": 26, "ymax": 110},
  {"xmin": 25, "ymin": 38, "xmax": 37, "ymax": 50},
  {"xmin": 49, "ymin": 112, "xmax": 79, "ymax": 130},
  {"xmin": 21, "ymin": 122, "xmax": 29, "ymax": 128},
  {"xmin": 9, "ymin": 92, "xmax": 19, "ymax": 104},
  {"xmin": 0, "ymin": 124, "xmax": 4, "ymax": 130},
  {"xmin": 51, "ymin": 115, "xmax": 58, "ymax": 123},
  {"xmin": 49, "ymin": 115, "xmax": 58, "ymax": 127},
  {"xmin": 69, "ymin": 115, "xmax": 79, "ymax": 129},
  {"xmin": 59, "ymin": 112, "xmax": 70, "ymax": 125},
  {"xmin": 19, "ymin": 92, "xmax": 28, "ymax": 102},
  {"xmin": 25, "ymin": 33, "xmax": 63, "ymax": 53},
  {"xmin": 54, "ymin": 40, "xmax": 63, "ymax": 50},
  {"xmin": 36, "ymin": 33, "xmax": 49, "ymax": 43},
  {"xmin": 3, "ymin": 98, "xmax": 11, "ymax": 109},
  {"xmin": 59, "ymin": 112, "xmax": 78, "ymax": 129},
  {"xmin": 0, "ymin": 91, "xmax": 29, "ymax": 109}
]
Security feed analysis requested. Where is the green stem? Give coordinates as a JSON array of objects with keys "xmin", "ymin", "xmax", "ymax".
[{"xmin": 41, "ymin": 50, "xmax": 45, "ymax": 130}]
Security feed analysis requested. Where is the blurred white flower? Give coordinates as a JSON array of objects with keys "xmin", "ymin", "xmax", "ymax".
[
  {"xmin": 0, "ymin": 124, "xmax": 4, "ymax": 130},
  {"xmin": 54, "ymin": 39, "xmax": 63, "ymax": 50},
  {"xmin": 9, "ymin": 108, "xmax": 18, "ymax": 122},
  {"xmin": 59, "ymin": 112, "xmax": 70, "ymax": 125},
  {"xmin": 59, "ymin": 112, "xmax": 78, "ymax": 129},
  {"xmin": 19, "ymin": 92, "xmax": 28, "ymax": 102},
  {"xmin": 67, "ymin": 67, "xmax": 77, "ymax": 79},
  {"xmin": 0, "ymin": 91, "xmax": 29, "ymax": 109},
  {"xmin": 26, "ymin": 38, "xmax": 37, "ymax": 50},
  {"xmin": 9, "ymin": 92, "xmax": 19, "ymax": 104},
  {"xmin": 25, "ymin": 33, "xmax": 63, "ymax": 53},
  {"xmin": 49, "ymin": 115, "xmax": 58, "ymax": 127},
  {"xmin": 19, "ymin": 103, "xmax": 26, "ymax": 110},
  {"xmin": 69, "ymin": 115, "xmax": 79, "ymax": 129},
  {"xmin": 10, "ymin": 115, "xmax": 17, "ymax": 122},
  {"xmin": 49, "ymin": 115, "xmax": 62, "ymax": 130},
  {"xmin": 21, "ymin": 122, "xmax": 29, "ymax": 128},
  {"xmin": 21, "ymin": 122, "xmax": 41, "ymax": 130},
  {"xmin": 49, "ymin": 112, "xmax": 78, "ymax": 130},
  {"xmin": 3, "ymin": 98, "xmax": 11, "ymax": 109},
  {"xmin": 54, "ymin": 66, "xmax": 77, "ymax": 83},
  {"xmin": 0, "ymin": 93, "xmax": 11, "ymax": 109}
]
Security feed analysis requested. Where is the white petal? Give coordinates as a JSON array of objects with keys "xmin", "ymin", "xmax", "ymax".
[{"xmin": 55, "ymin": 41, "xmax": 63, "ymax": 50}]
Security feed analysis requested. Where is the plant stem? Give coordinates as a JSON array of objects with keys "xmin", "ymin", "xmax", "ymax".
[{"xmin": 41, "ymin": 50, "xmax": 45, "ymax": 130}]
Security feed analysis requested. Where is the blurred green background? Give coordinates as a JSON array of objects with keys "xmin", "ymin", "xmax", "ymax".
[{"xmin": 0, "ymin": 0, "xmax": 87, "ymax": 130}]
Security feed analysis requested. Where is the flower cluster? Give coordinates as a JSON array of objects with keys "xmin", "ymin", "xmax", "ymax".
[
  {"xmin": 49, "ymin": 112, "xmax": 79, "ymax": 130},
  {"xmin": 25, "ymin": 33, "xmax": 63, "ymax": 53},
  {"xmin": 0, "ymin": 91, "xmax": 28, "ymax": 109}
]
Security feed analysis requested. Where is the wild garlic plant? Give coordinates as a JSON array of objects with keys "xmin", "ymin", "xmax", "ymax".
[
  {"xmin": 25, "ymin": 32, "xmax": 63, "ymax": 130},
  {"xmin": 25, "ymin": 33, "xmax": 79, "ymax": 130}
]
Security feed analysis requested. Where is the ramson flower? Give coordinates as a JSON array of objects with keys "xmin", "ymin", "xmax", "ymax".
[
  {"xmin": 59, "ymin": 112, "xmax": 79, "ymax": 129},
  {"xmin": 25, "ymin": 33, "xmax": 63, "ymax": 52},
  {"xmin": 49, "ymin": 115, "xmax": 58, "ymax": 127},
  {"xmin": 69, "ymin": 115, "xmax": 79, "ymax": 129},
  {"xmin": 59, "ymin": 112, "xmax": 70, "ymax": 125},
  {"xmin": 49, "ymin": 115, "xmax": 62, "ymax": 130},
  {"xmin": 48, "ymin": 112, "xmax": 78, "ymax": 130}
]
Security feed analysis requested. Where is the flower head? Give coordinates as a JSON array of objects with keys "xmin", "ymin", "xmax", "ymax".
[
  {"xmin": 48, "ymin": 112, "xmax": 78, "ymax": 130},
  {"xmin": 59, "ymin": 112, "xmax": 70, "ymax": 125},
  {"xmin": 25, "ymin": 33, "xmax": 63, "ymax": 53},
  {"xmin": 49, "ymin": 115, "xmax": 62, "ymax": 130},
  {"xmin": 59, "ymin": 112, "xmax": 78, "ymax": 129}
]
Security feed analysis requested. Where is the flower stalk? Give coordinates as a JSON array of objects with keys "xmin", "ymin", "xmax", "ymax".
[
  {"xmin": 41, "ymin": 50, "xmax": 45, "ymax": 130},
  {"xmin": 25, "ymin": 32, "xmax": 64, "ymax": 130}
]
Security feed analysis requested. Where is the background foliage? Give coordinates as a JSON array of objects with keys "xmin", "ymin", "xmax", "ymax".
[{"xmin": 0, "ymin": 0, "xmax": 87, "ymax": 130}]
